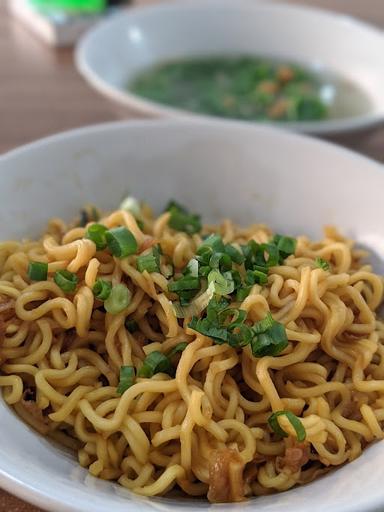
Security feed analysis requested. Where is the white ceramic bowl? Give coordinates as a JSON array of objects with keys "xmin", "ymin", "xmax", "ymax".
[
  {"xmin": 75, "ymin": 0, "xmax": 384, "ymax": 137},
  {"xmin": 1, "ymin": 119, "xmax": 384, "ymax": 512}
]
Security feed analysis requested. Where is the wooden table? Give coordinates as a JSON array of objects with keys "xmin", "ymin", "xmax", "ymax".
[{"xmin": 0, "ymin": 0, "xmax": 383, "ymax": 510}]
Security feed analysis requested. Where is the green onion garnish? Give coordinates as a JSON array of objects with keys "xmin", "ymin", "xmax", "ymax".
[
  {"xmin": 137, "ymin": 245, "xmax": 161, "ymax": 273},
  {"xmin": 116, "ymin": 366, "xmax": 135, "ymax": 395},
  {"xmin": 85, "ymin": 223, "xmax": 108, "ymax": 251},
  {"xmin": 54, "ymin": 270, "xmax": 78, "ymax": 293},
  {"xmin": 236, "ymin": 286, "xmax": 252, "ymax": 302},
  {"xmin": 185, "ymin": 258, "xmax": 199, "ymax": 277},
  {"xmin": 125, "ymin": 319, "xmax": 138, "ymax": 333},
  {"xmin": 272, "ymin": 234, "xmax": 297, "ymax": 262},
  {"xmin": 27, "ymin": 261, "xmax": 48, "ymax": 281},
  {"xmin": 168, "ymin": 275, "xmax": 200, "ymax": 293},
  {"xmin": 207, "ymin": 270, "xmax": 235, "ymax": 296},
  {"xmin": 167, "ymin": 342, "xmax": 188, "ymax": 360},
  {"xmin": 105, "ymin": 227, "xmax": 138, "ymax": 258},
  {"xmin": 224, "ymin": 244, "xmax": 244, "ymax": 265},
  {"xmin": 166, "ymin": 200, "xmax": 202, "ymax": 235},
  {"xmin": 120, "ymin": 196, "xmax": 141, "ymax": 218},
  {"xmin": 104, "ymin": 284, "xmax": 131, "ymax": 314},
  {"xmin": 245, "ymin": 269, "xmax": 268, "ymax": 285},
  {"xmin": 315, "ymin": 257, "xmax": 330, "ymax": 271},
  {"xmin": 268, "ymin": 410, "xmax": 306, "ymax": 442},
  {"xmin": 92, "ymin": 279, "xmax": 112, "ymax": 300},
  {"xmin": 189, "ymin": 302, "xmax": 288, "ymax": 357},
  {"xmin": 251, "ymin": 314, "xmax": 288, "ymax": 357},
  {"xmin": 138, "ymin": 351, "xmax": 172, "ymax": 378}
]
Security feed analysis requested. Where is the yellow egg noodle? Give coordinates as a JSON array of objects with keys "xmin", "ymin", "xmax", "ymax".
[{"xmin": 0, "ymin": 200, "xmax": 384, "ymax": 503}]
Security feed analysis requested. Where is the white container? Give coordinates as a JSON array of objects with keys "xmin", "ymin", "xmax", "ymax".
[
  {"xmin": 75, "ymin": 0, "xmax": 384, "ymax": 137},
  {"xmin": 1, "ymin": 119, "xmax": 384, "ymax": 512}
]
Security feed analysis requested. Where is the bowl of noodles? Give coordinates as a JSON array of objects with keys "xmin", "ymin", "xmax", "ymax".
[{"xmin": 0, "ymin": 119, "xmax": 384, "ymax": 512}]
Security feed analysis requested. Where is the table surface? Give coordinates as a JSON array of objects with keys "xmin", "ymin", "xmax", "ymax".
[{"xmin": 0, "ymin": 0, "xmax": 384, "ymax": 510}]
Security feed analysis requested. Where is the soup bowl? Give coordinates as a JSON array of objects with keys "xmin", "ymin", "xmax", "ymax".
[{"xmin": 75, "ymin": 0, "xmax": 384, "ymax": 136}]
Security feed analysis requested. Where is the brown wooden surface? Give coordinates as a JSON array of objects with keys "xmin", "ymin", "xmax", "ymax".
[{"xmin": 0, "ymin": 0, "xmax": 384, "ymax": 511}]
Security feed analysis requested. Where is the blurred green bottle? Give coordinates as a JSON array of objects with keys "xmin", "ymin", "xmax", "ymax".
[{"xmin": 30, "ymin": 0, "xmax": 107, "ymax": 14}]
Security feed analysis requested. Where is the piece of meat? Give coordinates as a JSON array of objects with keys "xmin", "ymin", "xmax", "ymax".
[
  {"xmin": 0, "ymin": 298, "xmax": 15, "ymax": 323},
  {"xmin": 21, "ymin": 398, "xmax": 50, "ymax": 426},
  {"xmin": 276, "ymin": 441, "xmax": 310, "ymax": 474},
  {"xmin": 207, "ymin": 448, "xmax": 245, "ymax": 503}
]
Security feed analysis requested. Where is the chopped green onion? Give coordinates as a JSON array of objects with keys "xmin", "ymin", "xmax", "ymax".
[
  {"xmin": 245, "ymin": 269, "xmax": 268, "ymax": 285},
  {"xmin": 137, "ymin": 246, "xmax": 161, "ymax": 273},
  {"xmin": 207, "ymin": 270, "xmax": 234, "ymax": 295},
  {"xmin": 173, "ymin": 285, "xmax": 215, "ymax": 319},
  {"xmin": 198, "ymin": 265, "xmax": 211, "ymax": 278},
  {"xmin": 105, "ymin": 227, "xmax": 138, "ymax": 258},
  {"xmin": 209, "ymin": 252, "xmax": 232, "ymax": 271},
  {"xmin": 315, "ymin": 257, "xmax": 330, "ymax": 271},
  {"xmin": 85, "ymin": 223, "xmax": 108, "ymax": 251},
  {"xmin": 273, "ymin": 234, "xmax": 297, "ymax": 261},
  {"xmin": 92, "ymin": 279, "xmax": 112, "ymax": 300},
  {"xmin": 138, "ymin": 351, "xmax": 172, "ymax": 378},
  {"xmin": 224, "ymin": 244, "xmax": 244, "ymax": 265},
  {"xmin": 236, "ymin": 286, "xmax": 252, "ymax": 302},
  {"xmin": 117, "ymin": 366, "xmax": 135, "ymax": 395},
  {"xmin": 168, "ymin": 275, "xmax": 200, "ymax": 293},
  {"xmin": 185, "ymin": 258, "xmax": 199, "ymax": 277},
  {"xmin": 253, "ymin": 312, "xmax": 275, "ymax": 334},
  {"xmin": 54, "ymin": 270, "xmax": 78, "ymax": 293},
  {"xmin": 268, "ymin": 410, "xmax": 306, "ymax": 442},
  {"xmin": 28, "ymin": 261, "xmax": 48, "ymax": 281},
  {"xmin": 166, "ymin": 200, "xmax": 201, "ymax": 235},
  {"xmin": 167, "ymin": 342, "xmax": 188, "ymax": 359},
  {"xmin": 125, "ymin": 319, "xmax": 138, "ymax": 332},
  {"xmin": 251, "ymin": 316, "xmax": 288, "ymax": 357},
  {"xmin": 120, "ymin": 196, "xmax": 141, "ymax": 217},
  {"xmin": 104, "ymin": 284, "xmax": 131, "ymax": 314}
]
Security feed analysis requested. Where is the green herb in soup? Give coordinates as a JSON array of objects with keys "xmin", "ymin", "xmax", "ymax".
[{"xmin": 129, "ymin": 56, "xmax": 328, "ymax": 122}]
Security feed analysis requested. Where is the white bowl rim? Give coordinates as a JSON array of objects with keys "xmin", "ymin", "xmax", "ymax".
[
  {"xmin": 75, "ymin": 0, "xmax": 384, "ymax": 136},
  {"xmin": 1, "ymin": 118, "xmax": 384, "ymax": 512}
]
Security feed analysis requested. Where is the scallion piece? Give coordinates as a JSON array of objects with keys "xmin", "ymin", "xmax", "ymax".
[
  {"xmin": 92, "ymin": 279, "xmax": 112, "ymax": 300},
  {"xmin": 245, "ymin": 269, "xmax": 268, "ymax": 285},
  {"xmin": 224, "ymin": 244, "xmax": 244, "ymax": 265},
  {"xmin": 236, "ymin": 286, "xmax": 252, "ymax": 302},
  {"xmin": 85, "ymin": 223, "xmax": 108, "ymax": 251},
  {"xmin": 117, "ymin": 366, "xmax": 135, "ymax": 395},
  {"xmin": 120, "ymin": 196, "xmax": 141, "ymax": 218},
  {"xmin": 54, "ymin": 270, "xmax": 78, "ymax": 293},
  {"xmin": 253, "ymin": 312, "xmax": 275, "ymax": 334},
  {"xmin": 268, "ymin": 410, "xmax": 306, "ymax": 442},
  {"xmin": 168, "ymin": 275, "xmax": 200, "ymax": 293},
  {"xmin": 104, "ymin": 284, "xmax": 131, "ymax": 314},
  {"xmin": 207, "ymin": 270, "xmax": 235, "ymax": 296},
  {"xmin": 27, "ymin": 261, "xmax": 48, "ymax": 281},
  {"xmin": 251, "ymin": 316, "xmax": 288, "ymax": 357},
  {"xmin": 167, "ymin": 342, "xmax": 188, "ymax": 359},
  {"xmin": 137, "ymin": 245, "xmax": 161, "ymax": 273},
  {"xmin": 315, "ymin": 257, "xmax": 330, "ymax": 271},
  {"xmin": 138, "ymin": 351, "xmax": 172, "ymax": 378},
  {"xmin": 166, "ymin": 200, "xmax": 201, "ymax": 235},
  {"xmin": 185, "ymin": 258, "xmax": 199, "ymax": 277},
  {"xmin": 273, "ymin": 234, "xmax": 297, "ymax": 261},
  {"xmin": 105, "ymin": 227, "xmax": 138, "ymax": 258}
]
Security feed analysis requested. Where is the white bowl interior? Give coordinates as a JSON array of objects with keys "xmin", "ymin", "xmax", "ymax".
[
  {"xmin": 76, "ymin": 0, "xmax": 384, "ymax": 134},
  {"xmin": 1, "ymin": 120, "xmax": 384, "ymax": 512}
]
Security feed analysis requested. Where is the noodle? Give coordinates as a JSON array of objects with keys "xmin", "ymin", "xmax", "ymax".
[{"xmin": 1, "ymin": 199, "xmax": 384, "ymax": 503}]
